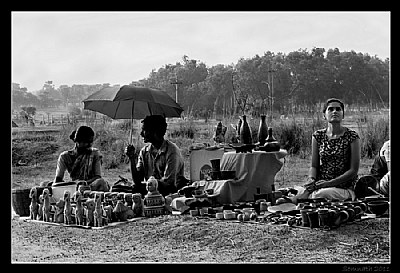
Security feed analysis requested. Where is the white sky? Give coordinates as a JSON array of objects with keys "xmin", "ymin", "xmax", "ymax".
[{"xmin": 11, "ymin": 11, "xmax": 390, "ymax": 92}]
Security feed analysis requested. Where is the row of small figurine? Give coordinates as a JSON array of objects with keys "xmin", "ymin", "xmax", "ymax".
[{"xmin": 28, "ymin": 183, "xmax": 165, "ymax": 227}]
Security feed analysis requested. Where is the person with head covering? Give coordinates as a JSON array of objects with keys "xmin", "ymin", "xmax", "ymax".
[
  {"xmin": 368, "ymin": 140, "xmax": 390, "ymax": 195},
  {"xmin": 277, "ymin": 98, "xmax": 361, "ymax": 204},
  {"xmin": 124, "ymin": 115, "xmax": 189, "ymax": 196},
  {"xmin": 369, "ymin": 140, "xmax": 390, "ymax": 182},
  {"xmin": 378, "ymin": 140, "xmax": 390, "ymax": 195},
  {"xmin": 354, "ymin": 139, "xmax": 390, "ymax": 198},
  {"xmin": 53, "ymin": 125, "xmax": 109, "ymax": 191}
]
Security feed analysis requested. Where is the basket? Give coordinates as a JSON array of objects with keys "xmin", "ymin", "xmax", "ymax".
[
  {"xmin": 12, "ymin": 188, "xmax": 31, "ymax": 216},
  {"xmin": 52, "ymin": 182, "xmax": 78, "ymax": 201}
]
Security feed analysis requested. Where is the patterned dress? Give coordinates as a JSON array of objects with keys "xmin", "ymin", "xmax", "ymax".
[{"xmin": 313, "ymin": 127, "xmax": 359, "ymax": 189}]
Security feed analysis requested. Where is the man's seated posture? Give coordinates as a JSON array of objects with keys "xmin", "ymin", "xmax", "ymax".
[{"xmin": 125, "ymin": 115, "xmax": 189, "ymax": 196}]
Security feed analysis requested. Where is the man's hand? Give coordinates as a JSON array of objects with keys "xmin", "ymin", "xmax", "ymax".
[{"xmin": 125, "ymin": 144, "xmax": 136, "ymax": 158}]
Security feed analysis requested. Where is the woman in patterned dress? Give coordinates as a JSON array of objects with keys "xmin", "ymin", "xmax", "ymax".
[{"xmin": 280, "ymin": 98, "xmax": 361, "ymax": 204}]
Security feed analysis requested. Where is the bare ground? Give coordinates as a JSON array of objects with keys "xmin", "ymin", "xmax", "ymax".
[{"xmin": 11, "ymin": 214, "xmax": 390, "ymax": 264}]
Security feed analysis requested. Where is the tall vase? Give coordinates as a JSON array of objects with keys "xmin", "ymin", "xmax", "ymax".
[
  {"xmin": 265, "ymin": 127, "xmax": 277, "ymax": 143},
  {"xmin": 240, "ymin": 115, "xmax": 253, "ymax": 144},
  {"xmin": 237, "ymin": 118, "xmax": 242, "ymax": 136},
  {"xmin": 257, "ymin": 115, "xmax": 268, "ymax": 146},
  {"xmin": 263, "ymin": 127, "xmax": 280, "ymax": 152}
]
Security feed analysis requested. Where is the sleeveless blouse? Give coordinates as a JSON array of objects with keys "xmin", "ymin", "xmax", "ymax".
[{"xmin": 313, "ymin": 127, "xmax": 359, "ymax": 189}]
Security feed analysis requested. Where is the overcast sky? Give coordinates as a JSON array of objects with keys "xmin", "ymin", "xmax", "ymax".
[{"xmin": 11, "ymin": 11, "xmax": 390, "ymax": 92}]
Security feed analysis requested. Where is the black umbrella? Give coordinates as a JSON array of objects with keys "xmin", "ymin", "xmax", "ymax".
[{"xmin": 83, "ymin": 85, "xmax": 184, "ymax": 143}]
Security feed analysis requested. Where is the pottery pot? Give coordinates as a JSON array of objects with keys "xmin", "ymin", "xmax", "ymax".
[
  {"xmin": 300, "ymin": 209, "xmax": 313, "ymax": 227},
  {"xmin": 216, "ymin": 212, "xmax": 224, "ymax": 220},
  {"xmin": 259, "ymin": 201, "xmax": 268, "ymax": 212},
  {"xmin": 346, "ymin": 200, "xmax": 368, "ymax": 212},
  {"xmin": 262, "ymin": 127, "xmax": 280, "ymax": 152},
  {"xmin": 367, "ymin": 200, "xmax": 389, "ymax": 216},
  {"xmin": 257, "ymin": 115, "xmax": 268, "ymax": 146},
  {"xmin": 190, "ymin": 210, "xmax": 198, "ymax": 216},
  {"xmin": 307, "ymin": 210, "xmax": 319, "ymax": 228},
  {"xmin": 210, "ymin": 171, "xmax": 222, "ymax": 180},
  {"xmin": 318, "ymin": 209, "xmax": 331, "ymax": 228},
  {"xmin": 331, "ymin": 208, "xmax": 349, "ymax": 226},
  {"xmin": 239, "ymin": 115, "xmax": 253, "ymax": 144},
  {"xmin": 210, "ymin": 158, "xmax": 221, "ymax": 172}
]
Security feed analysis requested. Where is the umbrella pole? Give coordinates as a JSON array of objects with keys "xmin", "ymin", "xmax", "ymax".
[
  {"xmin": 129, "ymin": 104, "xmax": 135, "ymax": 145},
  {"xmin": 136, "ymin": 121, "xmax": 140, "ymax": 147},
  {"xmin": 130, "ymin": 116, "xmax": 133, "ymax": 145}
]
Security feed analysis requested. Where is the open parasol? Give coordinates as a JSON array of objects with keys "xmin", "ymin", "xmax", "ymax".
[{"xmin": 82, "ymin": 85, "xmax": 184, "ymax": 143}]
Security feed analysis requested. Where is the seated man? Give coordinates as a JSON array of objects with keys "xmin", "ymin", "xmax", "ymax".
[
  {"xmin": 368, "ymin": 140, "xmax": 389, "ymax": 181},
  {"xmin": 374, "ymin": 140, "xmax": 390, "ymax": 196},
  {"xmin": 53, "ymin": 125, "xmax": 110, "ymax": 192},
  {"xmin": 356, "ymin": 140, "xmax": 390, "ymax": 197},
  {"xmin": 125, "ymin": 115, "xmax": 189, "ymax": 196}
]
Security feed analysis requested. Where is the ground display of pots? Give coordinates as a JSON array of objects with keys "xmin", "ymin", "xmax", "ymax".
[
  {"xmin": 14, "ymin": 182, "xmax": 389, "ymax": 232},
  {"xmin": 183, "ymin": 196, "xmax": 390, "ymax": 231}
]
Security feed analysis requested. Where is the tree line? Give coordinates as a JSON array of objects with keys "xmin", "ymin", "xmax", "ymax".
[{"xmin": 12, "ymin": 47, "xmax": 389, "ymax": 118}]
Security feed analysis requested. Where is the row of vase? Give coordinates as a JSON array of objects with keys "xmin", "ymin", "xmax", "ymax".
[{"xmin": 237, "ymin": 114, "xmax": 278, "ymax": 147}]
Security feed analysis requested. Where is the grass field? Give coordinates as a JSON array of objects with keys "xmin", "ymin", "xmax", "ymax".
[{"xmin": 11, "ymin": 110, "xmax": 382, "ymax": 190}]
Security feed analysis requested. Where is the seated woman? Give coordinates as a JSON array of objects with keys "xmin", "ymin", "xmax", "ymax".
[
  {"xmin": 53, "ymin": 125, "xmax": 110, "ymax": 192},
  {"xmin": 278, "ymin": 98, "xmax": 360, "ymax": 204}
]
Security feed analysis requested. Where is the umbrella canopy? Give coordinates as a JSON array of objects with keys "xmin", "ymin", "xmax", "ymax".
[{"xmin": 82, "ymin": 85, "xmax": 183, "ymax": 119}]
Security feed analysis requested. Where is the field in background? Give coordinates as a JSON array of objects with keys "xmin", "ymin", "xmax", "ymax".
[{"xmin": 12, "ymin": 107, "xmax": 389, "ymax": 190}]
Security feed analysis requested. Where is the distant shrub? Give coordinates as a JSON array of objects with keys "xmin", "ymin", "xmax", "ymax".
[
  {"xmin": 21, "ymin": 106, "xmax": 36, "ymax": 116},
  {"xmin": 358, "ymin": 117, "xmax": 389, "ymax": 158},
  {"xmin": 246, "ymin": 116, "xmax": 325, "ymax": 157},
  {"xmin": 277, "ymin": 121, "xmax": 308, "ymax": 155},
  {"xmin": 68, "ymin": 106, "xmax": 81, "ymax": 117},
  {"xmin": 94, "ymin": 124, "xmax": 133, "ymax": 169},
  {"xmin": 168, "ymin": 120, "xmax": 197, "ymax": 139}
]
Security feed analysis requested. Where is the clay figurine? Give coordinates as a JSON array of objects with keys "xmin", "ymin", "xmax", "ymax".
[
  {"xmin": 132, "ymin": 193, "xmax": 145, "ymax": 217},
  {"xmin": 41, "ymin": 188, "xmax": 51, "ymax": 222},
  {"xmin": 85, "ymin": 198, "xmax": 95, "ymax": 227},
  {"xmin": 28, "ymin": 186, "xmax": 39, "ymax": 220},
  {"xmin": 63, "ymin": 190, "xmax": 72, "ymax": 225},
  {"xmin": 113, "ymin": 200, "xmax": 133, "ymax": 221},
  {"xmin": 72, "ymin": 191, "xmax": 84, "ymax": 226},
  {"xmin": 143, "ymin": 176, "xmax": 165, "ymax": 217}
]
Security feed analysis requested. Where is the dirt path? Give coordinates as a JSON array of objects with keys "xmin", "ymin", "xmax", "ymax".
[{"xmin": 11, "ymin": 215, "xmax": 390, "ymax": 264}]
